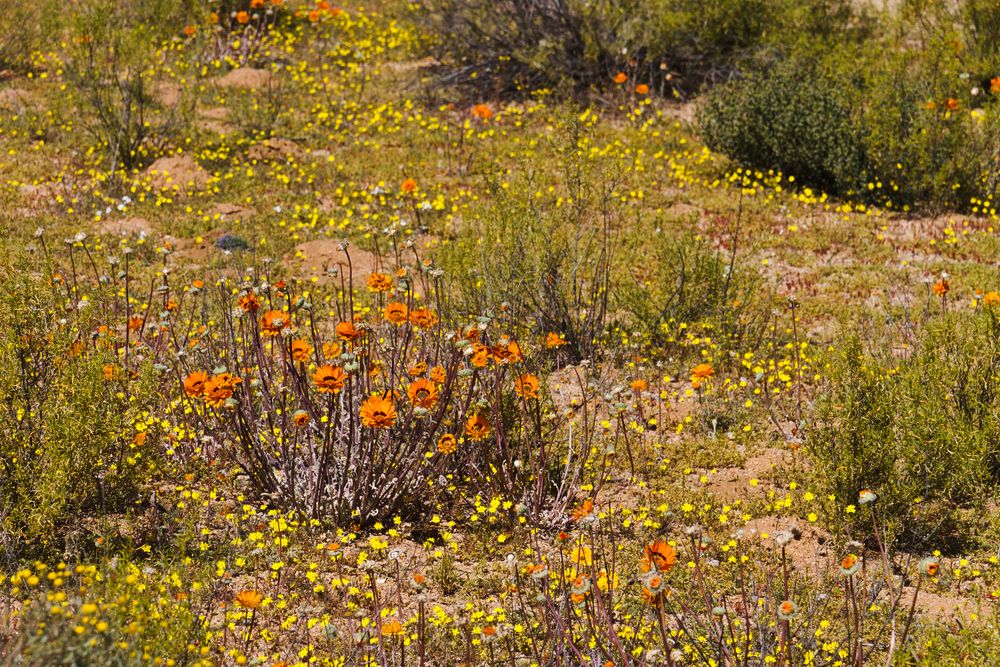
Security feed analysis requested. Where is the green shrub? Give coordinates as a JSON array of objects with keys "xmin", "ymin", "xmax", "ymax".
[
  {"xmin": 0, "ymin": 3, "xmax": 54, "ymax": 73},
  {"xmin": 616, "ymin": 227, "xmax": 771, "ymax": 357},
  {"xmin": 903, "ymin": 612, "xmax": 1000, "ymax": 666},
  {"xmin": 0, "ymin": 263, "xmax": 159, "ymax": 560},
  {"xmin": 699, "ymin": 3, "xmax": 1000, "ymax": 212},
  {"xmin": 229, "ymin": 76, "xmax": 290, "ymax": 139},
  {"xmin": 907, "ymin": 0, "xmax": 1000, "ymax": 73},
  {"xmin": 624, "ymin": 0, "xmax": 863, "ymax": 85},
  {"xmin": 418, "ymin": 0, "xmax": 621, "ymax": 96},
  {"xmin": 861, "ymin": 15, "xmax": 1000, "ymax": 211},
  {"xmin": 809, "ymin": 307, "xmax": 1000, "ymax": 549},
  {"xmin": 5, "ymin": 560, "xmax": 206, "ymax": 666},
  {"xmin": 697, "ymin": 57, "xmax": 870, "ymax": 198},
  {"xmin": 438, "ymin": 118, "xmax": 616, "ymax": 362}
]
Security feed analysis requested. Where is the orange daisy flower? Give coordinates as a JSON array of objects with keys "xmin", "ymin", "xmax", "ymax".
[
  {"xmin": 360, "ymin": 395, "xmax": 396, "ymax": 429},
  {"xmin": 437, "ymin": 433, "xmax": 457, "ymax": 454},
  {"xmin": 313, "ymin": 365, "xmax": 348, "ymax": 394},
  {"xmin": 409, "ymin": 308, "xmax": 438, "ymax": 329},
  {"xmin": 384, "ymin": 302, "xmax": 409, "ymax": 325},
  {"xmin": 260, "ymin": 310, "xmax": 287, "ymax": 337},
  {"xmin": 407, "ymin": 378, "xmax": 439, "ymax": 408},
  {"xmin": 691, "ymin": 363, "xmax": 715, "ymax": 382},
  {"xmin": 234, "ymin": 589, "xmax": 263, "ymax": 609},
  {"xmin": 204, "ymin": 373, "xmax": 242, "ymax": 407},
  {"xmin": 514, "ymin": 373, "xmax": 540, "ymax": 399},
  {"xmin": 643, "ymin": 540, "xmax": 677, "ymax": 573},
  {"xmin": 366, "ymin": 272, "xmax": 392, "ymax": 292},
  {"xmin": 545, "ymin": 332, "xmax": 567, "ymax": 348},
  {"xmin": 290, "ymin": 339, "xmax": 312, "ymax": 363},
  {"xmin": 464, "ymin": 414, "xmax": 490, "ymax": 441},
  {"xmin": 492, "ymin": 338, "xmax": 523, "ymax": 364},
  {"xmin": 570, "ymin": 499, "xmax": 594, "ymax": 522},
  {"xmin": 183, "ymin": 370, "xmax": 209, "ymax": 397},
  {"xmin": 335, "ymin": 321, "xmax": 362, "ymax": 342},
  {"xmin": 470, "ymin": 344, "xmax": 490, "ymax": 368},
  {"xmin": 239, "ymin": 293, "xmax": 261, "ymax": 314},
  {"xmin": 471, "ymin": 103, "xmax": 494, "ymax": 120}
]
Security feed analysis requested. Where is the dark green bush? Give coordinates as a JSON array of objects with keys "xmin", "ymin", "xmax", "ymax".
[
  {"xmin": 697, "ymin": 58, "xmax": 870, "ymax": 197},
  {"xmin": 809, "ymin": 307, "xmax": 1000, "ymax": 549},
  {"xmin": 700, "ymin": 1, "xmax": 1000, "ymax": 212}
]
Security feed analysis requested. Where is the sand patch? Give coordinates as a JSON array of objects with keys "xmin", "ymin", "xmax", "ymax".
[
  {"xmin": 146, "ymin": 155, "xmax": 210, "ymax": 193},
  {"xmin": 216, "ymin": 67, "xmax": 273, "ymax": 90},
  {"xmin": 206, "ymin": 202, "xmax": 256, "ymax": 223},
  {"xmin": 285, "ymin": 238, "xmax": 381, "ymax": 286},
  {"xmin": 0, "ymin": 87, "xmax": 32, "ymax": 111},
  {"xmin": 98, "ymin": 217, "xmax": 153, "ymax": 237},
  {"xmin": 248, "ymin": 138, "xmax": 301, "ymax": 162}
]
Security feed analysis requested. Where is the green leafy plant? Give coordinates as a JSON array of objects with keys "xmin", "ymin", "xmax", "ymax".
[
  {"xmin": 616, "ymin": 218, "xmax": 770, "ymax": 358},
  {"xmin": 0, "ymin": 3, "xmax": 52, "ymax": 73},
  {"xmin": 809, "ymin": 306, "xmax": 1000, "ymax": 549},
  {"xmin": 699, "ymin": 4, "xmax": 1000, "ymax": 212},
  {"xmin": 698, "ymin": 57, "xmax": 870, "ymax": 197},
  {"xmin": 0, "ymin": 259, "xmax": 159, "ymax": 560}
]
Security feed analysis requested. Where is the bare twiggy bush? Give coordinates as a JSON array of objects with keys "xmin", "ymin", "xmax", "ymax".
[{"xmin": 64, "ymin": 2, "xmax": 191, "ymax": 177}]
